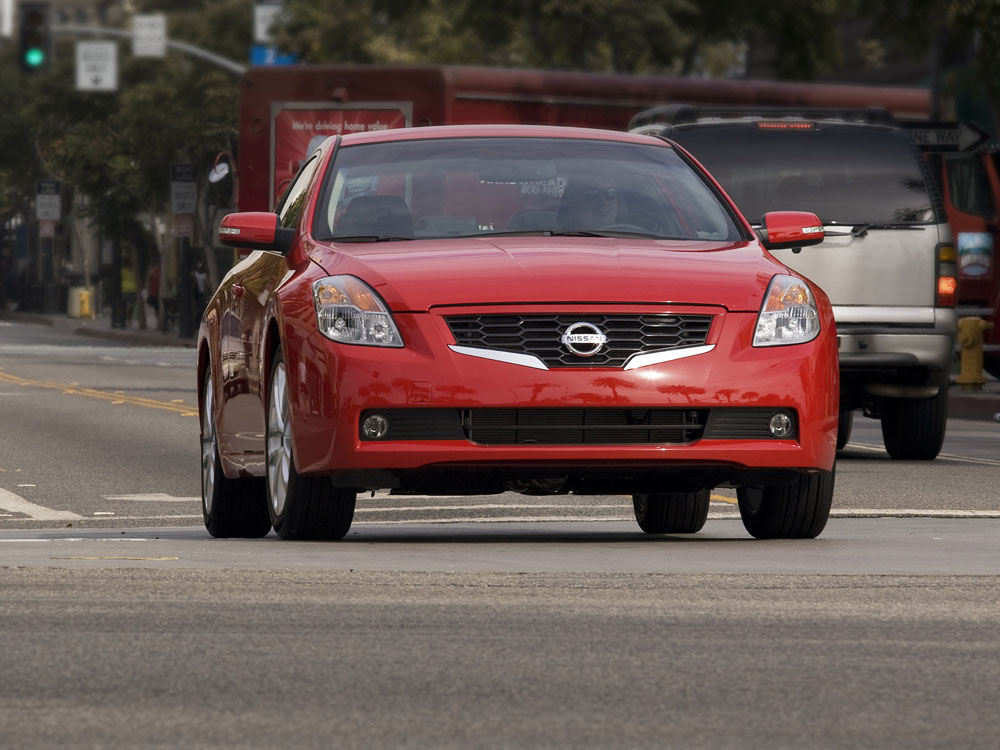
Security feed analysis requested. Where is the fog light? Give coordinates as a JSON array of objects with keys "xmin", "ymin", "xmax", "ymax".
[
  {"xmin": 768, "ymin": 412, "xmax": 794, "ymax": 438},
  {"xmin": 361, "ymin": 414, "xmax": 390, "ymax": 440}
]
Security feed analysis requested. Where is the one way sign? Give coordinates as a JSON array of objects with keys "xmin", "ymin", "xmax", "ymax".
[
  {"xmin": 76, "ymin": 41, "xmax": 118, "ymax": 92},
  {"xmin": 899, "ymin": 120, "xmax": 991, "ymax": 153}
]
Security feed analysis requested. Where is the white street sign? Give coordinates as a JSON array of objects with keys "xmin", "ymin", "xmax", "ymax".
[
  {"xmin": 1, "ymin": 0, "xmax": 13, "ymax": 39},
  {"xmin": 133, "ymin": 13, "xmax": 167, "ymax": 58},
  {"xmin": 171, "ymin": 164, "xmax": 197, "ymax": 214},
  {"xmin": 171, "ymin": 183, "xmax": 197, "ymax": 215},
  {"xmin": 76, "ymin": 40, "xmax": 118, "ymax": 92},
  {"xmin": 36, "ymin": 180, "xmax": 61, "ymax": 221},
  {"xmin": 254, "ymin": 1, "xmax": 283, "ymax": 44},
  {"xmin": 902, "ymin": 121, "xmax": 991, "ymax": 153},
  {"xmin": 36, "ymin": 195, "xmax": 60, "ymax": 220}
]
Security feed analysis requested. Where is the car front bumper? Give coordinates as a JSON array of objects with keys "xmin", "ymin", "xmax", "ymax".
[{"xmin": 280, "ymin": 306, "xmax": 839, "ymax": 492}]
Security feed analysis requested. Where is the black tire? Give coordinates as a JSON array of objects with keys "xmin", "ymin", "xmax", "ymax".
[
  {"xmin": 266, "ymin": 349, "xmax": 356, "ymax": 540},
  {"xmin": 201, "ymin": 366, "xmax": 271, "ymax": 538},
  {"xmin": 737, "ymin": 469, "xmax": 834, "ymax": 539},
  {"xmin": 984, "ymin": 355, "xmax": 1000, "ymax": 381},
  {"xmin": 880, "ymin": 389, "xmax": 948, "ymax": 460},
  {"xmin": 632, "ymin": 490, "xmax": 710, "ymax": 534},
  {"xmin": 836, "ymin": 409, "xmax": 854, "ymax": 451}
]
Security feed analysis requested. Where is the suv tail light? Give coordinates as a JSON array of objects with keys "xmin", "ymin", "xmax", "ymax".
[{"xmin": 936, "ymin": 243, "xmax": 958, "ymax": 307}]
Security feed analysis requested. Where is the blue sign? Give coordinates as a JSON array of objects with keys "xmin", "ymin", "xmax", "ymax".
[{"xmin": 250, "ymin": 45, "xmax": 298, "ymax": 66}]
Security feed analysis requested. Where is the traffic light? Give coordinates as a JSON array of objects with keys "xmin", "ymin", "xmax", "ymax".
[{"xmin": 19, "ymin": 2, "xmax": 52, "ymax": 73}]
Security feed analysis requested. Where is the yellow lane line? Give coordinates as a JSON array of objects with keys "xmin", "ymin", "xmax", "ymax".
[{"xmin": 0, "ymin": 370, "xmax": 197, "ymax": 415}]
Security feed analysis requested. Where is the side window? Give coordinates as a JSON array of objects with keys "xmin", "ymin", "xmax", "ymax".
[
  {"xmin": 946, "ymin": 154, "xmax": 993, "ymax": 219},
  {"xmin": 276, "ymin": 156, "xmax": 321, "ymax": 229}
]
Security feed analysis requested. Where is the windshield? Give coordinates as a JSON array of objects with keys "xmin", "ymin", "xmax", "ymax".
[
  {"xmin": 313, "ymin": 136, "xmax": 743, "ymax": 242},
  {"xmin": 671, "ymin": 124, "xmax": 936, "ymax": 225}
]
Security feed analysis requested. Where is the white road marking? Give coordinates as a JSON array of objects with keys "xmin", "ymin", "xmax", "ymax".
[
  {"xmin": 833, "ymin": 508, "xmax": 1000, "ymax": 518},
  {"xmin": 0, "ymin": 538, "xmax": 150, "ymax": 543},
  {"xmin": 0, "ymin": 488, "xmax": 82, "ymax": 521},
  {"xmin": 102, "ymin": 494, "xmax": 199, "ymax": 502},
  {"xmin": 847, "ymin": 442, "xmax": 1000, "ymax": 466}
]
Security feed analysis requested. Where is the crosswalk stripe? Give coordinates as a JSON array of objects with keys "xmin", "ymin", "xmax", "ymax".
[{"xmin": 0, "ymin": 488, "xmax": 82, "ymax": 521}]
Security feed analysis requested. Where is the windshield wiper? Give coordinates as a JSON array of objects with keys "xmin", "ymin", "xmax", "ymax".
[
  {"xmin": 468, "ymin": 229, "xmax": 665, "ymax": 239},
  {"xmin": 327, "ymin": 235, "xmax": 413, "ymax": 243},
  {"xmin": 849, "ymin": 223, "xmax": 927, "ymax": 238}
]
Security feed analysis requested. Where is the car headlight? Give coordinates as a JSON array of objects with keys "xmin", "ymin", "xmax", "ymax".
[
  {"xmin": 753, "ymin": 274, "xmax": 820, "ymax": 347},
  {"xmin": 312, "ymin": 275, "xmax": 403, "ymax": 347}
]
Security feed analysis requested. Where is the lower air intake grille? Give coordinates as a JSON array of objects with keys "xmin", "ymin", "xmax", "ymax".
[{"xmin": 360, "ymin": 407, "xmax": 797, "ymax": 444}]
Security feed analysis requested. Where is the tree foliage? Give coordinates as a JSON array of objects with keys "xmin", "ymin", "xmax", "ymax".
[{"xmin": 2, "ymin": 0, "xmax": 998, "ymax": 271}]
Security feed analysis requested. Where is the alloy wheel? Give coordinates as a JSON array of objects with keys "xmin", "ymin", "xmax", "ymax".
[{"xmin": 266, "ymin": 360, "xmax": 292, "ymax": 518}]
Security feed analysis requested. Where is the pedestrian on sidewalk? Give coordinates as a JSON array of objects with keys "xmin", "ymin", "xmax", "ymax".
[{"xmin": 147, "ymin": 263, "xmax": 161, "ymax": 315}]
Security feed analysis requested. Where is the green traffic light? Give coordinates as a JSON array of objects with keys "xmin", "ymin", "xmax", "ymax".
[{"xmin": 24, "ymin": 48, "xmax": 46, "ymax": 68}]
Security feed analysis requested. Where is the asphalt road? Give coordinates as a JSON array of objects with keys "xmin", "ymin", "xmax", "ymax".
[
  {"xmin": 2, "ymin": 567, "xmax": 998, "ymax": 749},
  {"xmin": 2, "ymin": 319, "xmax": 999, "ymax": 749}
]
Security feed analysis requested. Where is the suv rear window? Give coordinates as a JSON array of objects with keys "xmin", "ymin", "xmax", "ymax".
[{"xmin": 671, "ymin": 123, "xmax": 935, "ymax": 225}]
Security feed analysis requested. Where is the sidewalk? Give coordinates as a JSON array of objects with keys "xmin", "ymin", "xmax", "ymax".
[
  {"xmin": 0, "ymin": 310, "xmax": 195, "ymax": 348},
  {"xmin": 3, "ymin": 309, "xmax": 999, "ymax": 421}
]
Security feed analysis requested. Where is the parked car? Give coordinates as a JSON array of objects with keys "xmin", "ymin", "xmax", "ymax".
[
  {"xmin": 199, "ymin": 124, "xmax": 838, "ymax": 541},
  {"xmin": 633, "ymin": 106, "xmax": 957, "ymax": 459}
]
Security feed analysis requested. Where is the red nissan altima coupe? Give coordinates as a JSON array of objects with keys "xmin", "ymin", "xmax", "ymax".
[{"xmin": 199, "ymin": 124, "xmax": 838, "ymax": 541}]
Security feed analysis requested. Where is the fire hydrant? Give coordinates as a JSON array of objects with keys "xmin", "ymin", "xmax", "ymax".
[
  {"xmin": 955, "ymin": 316, "xmax": 994, "ymax": 391},
  {"xmin": 78, "ymin": 288, "xmax": 93, "ymax": 319}
]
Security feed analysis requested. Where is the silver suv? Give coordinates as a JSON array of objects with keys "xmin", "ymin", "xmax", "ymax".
[{"xmin": 632, "ymin": 106, "xmax": 957, "ymax": 459}]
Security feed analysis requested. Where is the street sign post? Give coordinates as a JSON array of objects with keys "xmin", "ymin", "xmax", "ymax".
[
  {"xmin": 35, "ymin": 179, "xmax": 61, "ymax": 221},
  {"xmin": 132, "ymin": 13, "xmax": 166, "ymax": 58},
  {"xmin": 250, "ymin": 44, "xmax": 298, "ymax": 66},
  {"xmin": 170, "ymin": 164, "xmax": 197, "ymax": 215},
  {"xmin": 75, "ymin": 40, "xmax": 117, "ymax": 91},
  {"xmin": 899, "ymin": 121, "xmax": 991, "ymax": 153},
  {"xmin": 254, "ymin": 0, "xmax": 283, "ymax": 44}
]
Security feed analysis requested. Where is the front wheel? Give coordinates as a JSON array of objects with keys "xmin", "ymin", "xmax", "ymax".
[
  {"xmin": 880, "ymin": 389, "xmax": 947, "ymax": 460},
  {"xmin": 737, "ymin": 470, "xmax": 834, "ymax": 539},
  {"xmin": 201, "ymin": 366, "xmax": 271, "ymax": 538},
  {"xmin": 266, "ymin": 348, "xmax": 356, "ymax": 540},
  {"xmin": 632, "ymin": 490, "xmax": 710, "ymax": 534}
]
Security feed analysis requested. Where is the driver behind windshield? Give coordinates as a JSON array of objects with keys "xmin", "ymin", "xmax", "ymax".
[{"xmin": 557, "ymin": 174, "xmax": 620, "ymax": 229}]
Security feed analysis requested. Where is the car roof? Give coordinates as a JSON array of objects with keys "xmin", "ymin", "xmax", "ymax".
[{"xmin": 336, "ymin": 123, "xmax": 671, "ymax": 147}]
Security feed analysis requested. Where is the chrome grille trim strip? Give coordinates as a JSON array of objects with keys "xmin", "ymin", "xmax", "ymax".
[
  {"xmin": 448, "ymin": 345, "xmax": 550, "ymax": 370},
  {"xmin": 623, "ymin": 344, "xmax": 716, "ymax": 370}
]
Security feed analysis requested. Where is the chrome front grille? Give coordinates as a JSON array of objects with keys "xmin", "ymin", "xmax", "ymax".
[{"xmin": 446, "ymin": 314, "xmax": 712, "ymax": 368}]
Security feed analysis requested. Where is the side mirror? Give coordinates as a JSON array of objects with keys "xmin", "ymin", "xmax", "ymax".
[
  {"xmin": 218, "ymin": 212, "xmax": 296, "ymax": 255},
  {"xmin": 757, "ymin": 211, "xmax": 825, "ymax": 252}
]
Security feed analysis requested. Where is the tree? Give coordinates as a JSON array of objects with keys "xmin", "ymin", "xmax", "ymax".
[
  {"xmin": 274, "ymin": 0, "xmax": 851, "ymax": 78},
  {"xmin": 0, "ymin": 0, "xmax": 246, "ymax": 326},
  {"xmin": 863, "ymin": 0, "xmax": 1000, "ymax": 129}
]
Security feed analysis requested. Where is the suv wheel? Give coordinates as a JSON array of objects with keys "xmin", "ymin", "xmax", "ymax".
[
  {"xmin": 737, "ymin": 470, "xmax": 834, "ymax": 539},
  {"xmin": 880, "ymin": 389, "xmax": 947, "ymax": 460},
  {"xmin": 836, "ymin": 409, "xmax": 854, "ymax": 450},
  {"xmin": 632, "ymin": 490, "xmax": 710, "ymax": 534}
]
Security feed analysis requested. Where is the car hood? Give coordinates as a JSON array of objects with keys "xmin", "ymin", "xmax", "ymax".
[{"xmin": 310, "ymin": 236, "xmax": 782, "ymax": 312}]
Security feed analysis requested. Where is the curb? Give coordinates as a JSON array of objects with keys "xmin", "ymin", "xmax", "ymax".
[
  {"xmin": 71, "ymin": 323, "xmax": 196, "ymax": 349},
  {"xmin": 948, "ymin": 387, "xmax": 1000, "ymax": 423},
  {"xmin": 1, "ymin": 311, "xmax": 195, "ymax": 349}
]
